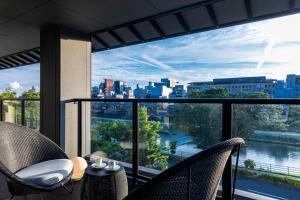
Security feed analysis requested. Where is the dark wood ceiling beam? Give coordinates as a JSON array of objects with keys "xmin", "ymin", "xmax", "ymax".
[
  {"xmin": 175, "ymin": 13, "xmax": 190, "ymax": 32},
  {"xmin": 0, "ymin": 59, "xmax": 15, "ymax": 67},
  {"xmin": 0, "ymin": 61, "xmax": 10, "ymax": 68},
  {"xmin": 149, "ymin": 19, "xmax": 165, "ymax": 37},
  {"xmin": 13, "ymin": 55, "xmax": 30, "ymax": 64},
  {"xmin": 26, "ymin": 52, "xmax": 39, "ymax": 61},
  {"xmin": 17, "ymin": 54, "xmax": 35, "ymax": 63},
  {"xmin": 206, "ymin": 5, "xmax": 218, "ymax": 27},
  {"xmin": 128, "ymin": 25, "xmax": 144, "ymax": 41},
  {"xmin": 244, "ymin": 0, "xmax": 253, "ymax": 18},
  {"xmin": 108, "ymin": 30, "xmax": 126, "ymax": 45},
  {"xmin": 5, "ymin": 57, "xmax": 23, "ymax": 65},
  {"xmin": 92, "ymin": 35, "xmax": 109, "ymax": 49}
]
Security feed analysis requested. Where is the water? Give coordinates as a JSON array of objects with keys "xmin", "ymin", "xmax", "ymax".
[{"xmin": 160, "ymin": 131, "xmax": 300, "ymax": 169}]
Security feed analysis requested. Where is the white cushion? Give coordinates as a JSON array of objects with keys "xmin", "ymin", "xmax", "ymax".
[{"xmin": 15, "ymin": 159, "xmax": 73, "ymax": 187}]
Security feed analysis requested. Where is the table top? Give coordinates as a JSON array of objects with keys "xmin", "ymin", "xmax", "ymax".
[{"xmin": 85, "ymin": 162, "xmax": 124, "ymax": 178}]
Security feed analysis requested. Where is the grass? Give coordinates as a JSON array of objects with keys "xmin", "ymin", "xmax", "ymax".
[{"xmin": 237, "ymin": 167, "xmax": 300, "ymax": 189}]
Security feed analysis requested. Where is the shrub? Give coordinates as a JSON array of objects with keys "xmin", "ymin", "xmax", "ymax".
[{"xmin": 244, "ymin": 159, "xmax": 256, "ymax": 170}]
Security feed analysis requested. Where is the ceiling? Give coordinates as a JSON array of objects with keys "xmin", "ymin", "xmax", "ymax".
[{"xmin": 0, "ymin": 0, "xmax": 300, "ymax": 70}]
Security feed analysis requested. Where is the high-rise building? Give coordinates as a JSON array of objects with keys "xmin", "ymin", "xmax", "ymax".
[
  {"xmin": 114, "ymin": 80, "xmax": 126, "ymax": 94},
  {"xmin": 104, "ymin": 79, "xmax": 114, "ymax": 96},
  {"xmin": 134, "ymin": 84, "xmax": 146, "ymax": 98},
  {"xmin": 161, "ymin": 78, "xmax": 178, "ymax": 88},
  {"xmin": 169, "ymin": 85, "xmax": 187, "ymax": 98},
  {"xmin": 284, "ymin": 74, "xmax": 300, "ymax": 98}
]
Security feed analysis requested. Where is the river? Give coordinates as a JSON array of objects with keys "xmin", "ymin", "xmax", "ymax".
[{"xmin": 159, "ymin": 131, "xmax": 300, "ymax": 170}]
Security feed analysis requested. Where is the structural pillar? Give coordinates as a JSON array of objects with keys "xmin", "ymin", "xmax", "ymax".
[{"xmin": 40, "ymin": 25, "xmax": 91, "ymax": 157}]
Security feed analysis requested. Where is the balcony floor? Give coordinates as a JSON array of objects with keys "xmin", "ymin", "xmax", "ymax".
[{"xmin": 0, "ymin": 174, "xmax": 82, "ymax": 200}]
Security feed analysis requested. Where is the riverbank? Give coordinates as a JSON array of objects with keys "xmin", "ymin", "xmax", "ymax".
[
  {"xmin": 249, "ymin": 130, "xmax": 300, "ymax": 146},
  {"xmin": 237, "ymin": 167, "xmax": 300, "ymax": 190}
]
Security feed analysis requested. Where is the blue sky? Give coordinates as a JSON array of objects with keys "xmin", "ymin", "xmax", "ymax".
[{"xmin": 1, "ymin": 13, "xmax": 300, "ymax": 94}]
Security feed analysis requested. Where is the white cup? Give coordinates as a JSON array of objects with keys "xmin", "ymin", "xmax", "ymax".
[
  {"xmin": 108, "ymin": 160, "xmax": 117, "ymax": 169},
  {"xmin": 95, "ymin": 157, "xmax": 103, "ymax": 167}
]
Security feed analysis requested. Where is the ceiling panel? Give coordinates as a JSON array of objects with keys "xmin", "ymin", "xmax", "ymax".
[
  {"xmin": 1, "ymin": 0, "xmax": 300, "ymax": 69},
  {"xmin": 114, "ymin": 27, "xmax": 140, "ymax": 44},
  {"xmin": 0, "ymin": 20, "xmax": 39, "ymax": 43},
  {"xmin": 52, "ymin": 0, "xmax": 159, "ymax": 29},
  {"xmin": 213, "ymin": 0, "xmax": 248, "ymax": 24},
  {"xmin": 156, "ymin": 15, "xmax": 185, "ymax": 35},
  {"xmin": 181, "ymin": 7, "xmax": 213, "ymax": 30},
  {"xmin": 96, "ymin": 32, "xmax": 122, "ymax": 47},
  {"xmin": 134, "ymin": 21, "xmax": 161, "ymax": 40},
  {"xmin": 295, "ymin": 0, "xmax": 300, "ymax": 8},
  {"xmin": 147, "ymin": 0, "xmax": 206, "ymax": 11},
  {"xmin": 18, "ymin": 2, "xmax": 104, "ymax": 33},
  {"xmin": 251, "ymin": 0, "xmax": 290, "ymax": 17},
  {"xmin": 0, "ymin": 0, "xmax": 45, "ymax": 18}
]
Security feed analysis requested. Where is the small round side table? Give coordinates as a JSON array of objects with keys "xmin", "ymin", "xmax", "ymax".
[{"xmin": 81, "ymin": 163, "xmax": 128, "ymax": 200}]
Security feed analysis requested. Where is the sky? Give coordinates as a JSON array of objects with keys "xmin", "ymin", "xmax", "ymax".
[{"xmin": 1, "ymin": 13, "xmax": 300, "ymax": 94}]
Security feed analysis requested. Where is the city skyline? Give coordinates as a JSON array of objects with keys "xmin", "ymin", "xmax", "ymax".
[{"xmin": 1, "ymin": 13, "xmax": 300, "ymax": 94}]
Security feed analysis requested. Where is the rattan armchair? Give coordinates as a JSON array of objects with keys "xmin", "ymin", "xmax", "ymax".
[
  {"xmin": 124, "ymin": 137, "xmax": 244, "ymax": 200},
  {"xmin": 0, "ymin": 122, "xmax": 73, "ymax": 198}
]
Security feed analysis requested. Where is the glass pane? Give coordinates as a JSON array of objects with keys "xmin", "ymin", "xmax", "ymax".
[
  {"xmin": 90, "ymin": 102, "xmax": 132, "ymax": 163},
  {"xmin": 25, "ymin": 100, "xmax": 40, "ymax": 130},
  {"xmin": 232, "ymin": 104, "xmax": 300, "ymax": 199},
  {"xmin": 2, "ymin": 100, "xmax": 21, "ymax": 124},
  {"xmin": 138, "ymin": 103, "xmax": 222, "ymax": 171}
]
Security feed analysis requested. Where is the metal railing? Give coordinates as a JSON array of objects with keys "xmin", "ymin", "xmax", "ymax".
[
  {"xmin": 165, "ymin": 149, "xmax": 300, "ymax": 177},
  {"xmin": 0, "ymin": 99, "xmax": 40, "ymax": 128},
  {"xmin": 237, "ymin": 158, "xmax": 300, "ymax": 177},
  {"xmin": 65, "ymin": 97, "xmax": 300, "ymax": 200}
]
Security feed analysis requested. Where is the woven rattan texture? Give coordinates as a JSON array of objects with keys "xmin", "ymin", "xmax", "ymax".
[
  {"xmin": 0, "ymin": 122, "xmax": 70, "ymax": 194},
  {"xmin": 124, "ymin": 138, "xmax": 244, "ymax": 200}
]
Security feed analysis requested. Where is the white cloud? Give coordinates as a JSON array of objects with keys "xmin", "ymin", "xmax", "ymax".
[
  {"xmin": 9, "ymin": 81, "xmax": 23, "ymax": 90},
  {"xmin": 91, "ymin": 14, "xmax": 300, "ymax": 87}
]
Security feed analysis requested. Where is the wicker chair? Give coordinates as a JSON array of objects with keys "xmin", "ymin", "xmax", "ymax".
[
  {"xmin": 124, "ymin": 137, "xmax": 244, "ymax": 200},
  {"xmin": 0, "ymin": 122, "xmax": 73, "ymax": 198}
]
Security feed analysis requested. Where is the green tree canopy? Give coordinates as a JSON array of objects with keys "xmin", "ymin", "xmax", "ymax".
[
  {"xmin": 22, "ymin": 87, "xmax": 40, "ymax": 99},
  {"xmin": 91, "ymin": 107, "xmax": 169, "ymax": 170},
  {"xmin": 189, "ymin": 88, "xmax": 230, "ymax": 98},
  {"xmin": 0, "ymin": 88, "xmax": 17, "ymax": 99}
]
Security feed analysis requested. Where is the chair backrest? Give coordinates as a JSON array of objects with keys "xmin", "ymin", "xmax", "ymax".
[
  {"xmin": 125, "ymin": 138, "xmax": 244, "ymax": 200},
  {"xmin": 0, "ymin": 122, "xmax": 68, "ymax": 174}
]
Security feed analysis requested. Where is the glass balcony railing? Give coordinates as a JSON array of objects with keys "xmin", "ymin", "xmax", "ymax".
[
  {"xmin": 67, "ymin": 98, "xmax": 300, "ymax": 200},
  {"xmin": 2, "ymin": 98, "xmax": 299, "ymax": 199},
  {"xmin": 0, "ymin": 99, "xmax": 40, "ymax": 130}
]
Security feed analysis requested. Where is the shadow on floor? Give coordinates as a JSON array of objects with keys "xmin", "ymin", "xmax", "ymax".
[{"xmin": 0, "ymin": 173, "xmax": 82, "ymax": 200}]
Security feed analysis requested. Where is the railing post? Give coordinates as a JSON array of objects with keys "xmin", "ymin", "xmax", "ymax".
[
  {"xmin": 132, "ymin": 101, "xmax": 139, "ymax": 186},
  {"xmin": 0, "ymin": 99, "xmax": 3, "ymax": 121},
  {"xmin": 21, "ymin": 100, "xmax": 25, "ymax": 126},
  {"xmin": 222, "ymin": 102, "xmax": 233, "ymax": 200},
  {"xmin": 78, "ymin": 101, "xmax": 82, "ymax": 157}
]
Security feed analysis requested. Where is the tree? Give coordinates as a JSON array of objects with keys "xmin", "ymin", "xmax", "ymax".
[
  {"xmin": 244, "ymin": 159, "xmax": 256, "ymax": 170},
  {"xmin": 189, "ymin": 88, "xmax": 230, "ymax": 98},
  {"xmin": 286, "ymin": 105, "xmax": 300, "ymax": 132},
  {"xmin": 91, "ymin": 120, "xmax": 132, "ymax": 162},
  {"xmin": 0, "ymin": 88, "xmax": 16, "ymax": 99},
  {"xmin": 177, "ymin": 89, "xmax": 288, "ymax": 147},
  {"xmin": 91, "ymin": 107, "xmax": 169, "ymax": 170},
  {"xmin": 21, "ymin": 87, "xmax": 40, "ymax": 99},
  {"xmin": 21, "ymin": 87, "xmax": 40, "ymax": 129},
  {"xmin": 139, "ymin": 106, "xmax": 169, "ymax": 170}
]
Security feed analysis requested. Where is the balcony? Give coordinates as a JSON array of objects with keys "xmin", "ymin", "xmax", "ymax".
[
  {"xmin": 1, "ymin": 1, "xmax": 300, "ymax": 200},
  {"xmin": 1, "ymin": 98, "xmax": 299, "ymax": 199}
]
